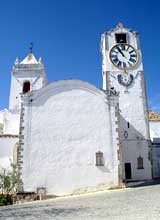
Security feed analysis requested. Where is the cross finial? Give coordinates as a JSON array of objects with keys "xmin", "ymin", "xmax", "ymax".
[
  {"xmin": 116, "ymin": 22, "xmax": 123, "ymax": 29},
  {"xmin": 29, "ymin": 42, "xmax": 33, "ymax": 54}
]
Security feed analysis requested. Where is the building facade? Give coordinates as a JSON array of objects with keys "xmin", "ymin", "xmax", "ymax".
[
  {"xmin": 0, "ymin": 23, "xmax": 159, "ymax": 196},
  {"xmin": 100, "ymin": 22, "xmax": 151, "ymax": 180}
]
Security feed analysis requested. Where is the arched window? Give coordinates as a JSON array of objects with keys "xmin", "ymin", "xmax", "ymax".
[{"xmin": 23, "ymin": 81, "xmax": 30, "ymax": 93}]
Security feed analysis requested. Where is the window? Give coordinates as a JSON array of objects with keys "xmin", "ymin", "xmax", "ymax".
[
  {"xmin": 0, "ymin": 123, "xmax": 4, "ymax": 134},
  {"xmin": 96, "ymin": 151, "xmax": 104, "ymax": 166},
  {"xmin": 23, "ymin": 81, "xmax": 30, "ymax": 93},
  {"xmin": 137, "ymin": 156, "xmax": 144, "ymax": 169},
  {"xmin": 115, "ymin": 33, "xmax": 127, "ymax": 43}
]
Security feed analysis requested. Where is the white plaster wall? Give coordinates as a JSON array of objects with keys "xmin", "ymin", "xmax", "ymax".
[
  {"xmin": 149, "ymin": 121, "xmax": 160, "ymax": 141},
  {"xmin": 9, "ymin": 75, "xmax": 22, "ymax": 110},
  {"xmin": 0, "ymin": 110, "xmax": 19, "ymax": 169},
  {"xmin": 149, "ymin": 121, "xmax": 160, "ymax": 178},
  {"xmin": 111, "ymin": 72, "xmax": 149, "ymax": 138},
  {"xmin": 108, "ymin": 74, "xmax": 151, "ymax": 180},
  {"xmin": 0, "ymin": 110, "xmax": 19, "ymax": 170},
  {"xmin": 0, "ymin": 137, "xmax": 18, "ymax": 169},
  {"xmin": 21, "ymin": 80, "xmax": 119, "ymax": 195},
  {"xmin": 0, "ymin": 110, "xmax": 19, "ymax": 134},
  {"xmin": 122, "ymin": 140, "xmax": 151, "ymax": 180},
  {"xmin": 4, "ymin": 111, "xmax": 20, "ymax": 135}
]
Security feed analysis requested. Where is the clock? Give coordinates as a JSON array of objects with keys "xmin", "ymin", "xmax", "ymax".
[{"xmin": 109, "ymin": 43, "xmax": 138, "ymax": 70}]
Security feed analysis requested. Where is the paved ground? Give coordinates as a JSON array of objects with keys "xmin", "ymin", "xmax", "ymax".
[{"xmin": 1, "ymin": 185, "xmax": 160, "ymax": 220}]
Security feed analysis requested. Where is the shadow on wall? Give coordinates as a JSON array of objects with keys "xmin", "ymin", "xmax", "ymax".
[
  {"xmin": 97, "ymin": 166, "xmax": 111, "ymax": 173},
  {"xmin": 119, "ymin": 114, "xmax": 149, "ymax": 145}
]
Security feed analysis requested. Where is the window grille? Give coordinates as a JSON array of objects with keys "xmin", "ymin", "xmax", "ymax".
[
  {"xmin": 96, "ymin": 151, "xmax": 104, "ymax": 166},
  {"xmin": 137, "ymin": 156, "xmax": 144, "ymax": 169}
]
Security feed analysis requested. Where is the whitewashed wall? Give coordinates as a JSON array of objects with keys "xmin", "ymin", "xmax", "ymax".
[
  {"xmin": 149, "ymin": 121, "xmax": 160, "ymax": 142},
  {"xmin": 0, "ymin": 109, "xmax": 19, "ymax": 169},
  {"xmin": 149, "ymin": 121, "xmax": 160, "ymax": 178},
  {"xmin": 0, "ymin": 137, "xmax": 18, "ymax": 169},
  {"xmin": 0, "ymin": 110, "xmax": 19, "ymax": 134},
  {"xmin": 21, "ymin": 80, "xmax": 120, "ymax": 195}
]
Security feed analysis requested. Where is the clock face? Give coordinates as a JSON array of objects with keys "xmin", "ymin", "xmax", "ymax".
[{"xmin": 109, "ymin": 43, "xmax": 138, "ymax": 70}]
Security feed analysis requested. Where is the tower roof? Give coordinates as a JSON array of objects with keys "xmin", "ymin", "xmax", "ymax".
[
  {"xmin": 20, "ymin": 53, "xmax": 39, "ymax": 64},
  {"xmin": 104, "ymin": 22, "xmax": 137, "ymax": 35}
]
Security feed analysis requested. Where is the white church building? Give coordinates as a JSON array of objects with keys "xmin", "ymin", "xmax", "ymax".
[{"xmin": 0, "ymin": 23, "xmax": 160, "ymax": 196}]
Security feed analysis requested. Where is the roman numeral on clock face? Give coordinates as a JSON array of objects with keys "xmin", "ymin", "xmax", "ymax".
[
  {"xmin": 129, "ymin": 49, "xmax": 134, "ymax": 54},
  {"xmin": 130, "ymin": 58, "xmax": 136, "ymax": 63},
  {"xmin": 118, "ymin": 61, "xmax": 122, "ymax": 67},
  {"xmin": 113, "ymin": 58, "xmax": 118, "ymax": 64},
  {"xmin": 123, "ymin": 62, "xmax": 126, "ymax": 68},
  {"xmin": 130, "ymin": 54, "xmax": 136, "ymax": 58}
]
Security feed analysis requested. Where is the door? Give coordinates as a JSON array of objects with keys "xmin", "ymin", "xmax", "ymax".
[
  {"xmin": 125, "ymin": 163, "xmax": 132, "ymax": 179},
  {"xmin": 153, "ymin": 160, "xmax": 160, "ymax": 178}
]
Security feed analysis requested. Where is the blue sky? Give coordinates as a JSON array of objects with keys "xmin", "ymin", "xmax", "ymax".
[{"xmin": 0, "ymin": 0, "xmax": 160, "ymax": 112}]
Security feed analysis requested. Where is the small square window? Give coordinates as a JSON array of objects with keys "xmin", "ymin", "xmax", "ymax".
[
  {"xmin": 96, "ymin": 151, "xmax": 104, "ymax": 166},
  {"xmin": 115, "ymin": 33, "xmax": 127, "ymax": 43}
]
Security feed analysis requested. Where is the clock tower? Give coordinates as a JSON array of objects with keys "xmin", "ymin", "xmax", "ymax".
[{"xmin": 101, "ymin": 23, "xmax": 152, "ymax": 181}]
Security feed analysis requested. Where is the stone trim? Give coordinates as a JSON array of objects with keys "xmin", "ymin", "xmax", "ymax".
[
  {"xmin": 114, "ymin": 105, "xmax": 124, "ymax": 185},
  {"xmin": 0, "ymin": 134, "xmax": 18, "ymax": 138},
  {"xmin": 17, "ymin": 102, "xmax": 25, "ymax": 192}
]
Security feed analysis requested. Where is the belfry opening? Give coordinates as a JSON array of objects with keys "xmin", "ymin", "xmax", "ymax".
[{"xmin": 23, "ymin": 81, "xmax": 30, "ymax": 93}]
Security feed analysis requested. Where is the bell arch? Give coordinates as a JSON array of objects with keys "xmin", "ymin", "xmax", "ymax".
[{"xmin": 23, "ymin": 81, "xmax": 30, "ymax": 93}]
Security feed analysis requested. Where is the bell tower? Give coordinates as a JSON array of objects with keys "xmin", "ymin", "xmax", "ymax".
[
  {"xmin": 101, "ymin": 23, "xmax": 151, "ymax": 181},
  {"xmin": 9, "ymin": 52, "xmax": 47, "ymax": 111}
]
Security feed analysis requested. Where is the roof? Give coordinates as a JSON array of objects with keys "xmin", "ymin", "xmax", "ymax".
[
  {"xmin": 104, "ymin": 22, "xmax": 137, "ymax": 35},
  {"xmin": 21, "ymin": 79, "xmax": 118, "ymax": 105},
  {"xmin": 148, "ymin": 110, "xmax": 160, "ymax": 121},
  {"xmin": 20, "ymin": 53, "xmax": 39, "ymax": 64}
]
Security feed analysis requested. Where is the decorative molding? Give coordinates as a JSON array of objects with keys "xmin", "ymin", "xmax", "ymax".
[{"xmin": 117, "ymin": 73, "xmax": 134, "ymax": 87}]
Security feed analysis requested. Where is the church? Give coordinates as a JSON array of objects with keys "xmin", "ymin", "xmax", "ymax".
[{"xmin": 0, "ymin": 23, "xmax": 160, "ymax": 196}]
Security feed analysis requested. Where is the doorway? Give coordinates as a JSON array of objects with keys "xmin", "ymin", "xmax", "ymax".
[{"xmin": 125, "ymin": 163, "xmax": 132, "ymax": 179}]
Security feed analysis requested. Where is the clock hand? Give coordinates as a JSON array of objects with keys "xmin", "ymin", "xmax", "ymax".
[{"xmin": 117, "ymin": 46, "xmax": 126, "ymax": 58}]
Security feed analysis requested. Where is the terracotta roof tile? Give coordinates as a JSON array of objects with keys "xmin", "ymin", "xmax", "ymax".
[{"xmin": 148, "ymin": 110, "xmax": 160, "ymax": 121}]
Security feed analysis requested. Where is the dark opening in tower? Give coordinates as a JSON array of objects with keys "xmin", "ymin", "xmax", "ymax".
[{"xmin": 23, "ymin": 81, "xmax": 30, "ymax": 93}]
